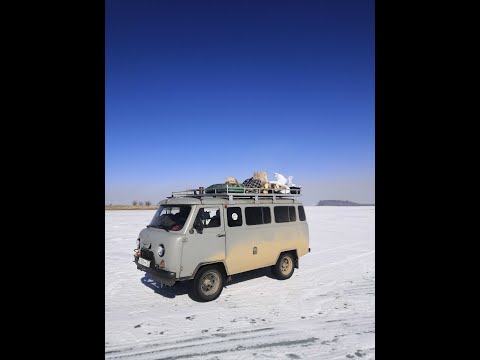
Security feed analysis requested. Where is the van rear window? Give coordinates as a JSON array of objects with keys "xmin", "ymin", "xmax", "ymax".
[
  {"xmin": 274, "ymin": 206, "xmax": 296, "ymax": 223},
  {"xmin": 298, "ymin": 206, "xmax": 306, "ymax": 221},
  {"xmin": 245, "ymin": 207, "xmax": 271, "ymax": 225}
]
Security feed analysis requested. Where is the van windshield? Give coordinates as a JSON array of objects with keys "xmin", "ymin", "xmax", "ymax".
[{"xmin": 148, "ymin": 205, "xmax": 192, "ymax": 232}]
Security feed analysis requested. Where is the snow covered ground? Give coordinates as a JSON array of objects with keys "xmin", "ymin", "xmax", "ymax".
[{"xmin": 105, "ymin": 206, "xmax": 375, "ymax": 359}]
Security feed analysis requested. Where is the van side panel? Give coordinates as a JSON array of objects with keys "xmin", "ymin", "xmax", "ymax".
[
  {"xmin": 296, "ymin": 222, "xmax": 310, "ymax": 257},
  {"xmin": 225, "ymin": 224, "xmax": 260, "ymax": 275},
  {"xmin": 225, "ymin": 223, "xmax": 272, "ymax": 274},
  {"xmin": 225, "ymin": 206, "xmax": 310, "ymax": 275}
]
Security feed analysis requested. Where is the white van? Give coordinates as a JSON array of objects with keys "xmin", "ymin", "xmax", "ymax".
[{"xmin": 134, "ymin": 187, "xmax": 310, "ymax": 302}]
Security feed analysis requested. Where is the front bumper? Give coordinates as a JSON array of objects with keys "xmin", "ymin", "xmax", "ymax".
[{"xmin": 135, "ymin": 259, "xmax": 177, "ymax": 286}]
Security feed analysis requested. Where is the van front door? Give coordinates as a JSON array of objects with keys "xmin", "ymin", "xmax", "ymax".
[{"xmin": 180, "ymin": 206, "xmax": 226, "ymax": 278}]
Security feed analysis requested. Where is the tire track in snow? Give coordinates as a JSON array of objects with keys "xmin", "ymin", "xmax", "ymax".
[
  {"xmin": 105, "ymin": 327, "xmax": 318, "ymax": 360},
  {"xmin": 105, "ymin": 327, "xmax": 274, "ymax": 355},
  {"xmin": 154, "ymin": 337, "xmax": 318, "ymax": 360}
]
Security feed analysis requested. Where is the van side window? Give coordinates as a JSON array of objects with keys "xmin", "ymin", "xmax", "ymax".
[
  {"xmin": 195, "ymin": 207, "xmax": 220, "ymax": 228},
  {"xmin": 288, "ymin": 206, "xmax": 296, "ymax": 222},
  {"xmin": 227, "ymin": 207, "xmax": 243, "ymax": 227},
  {"xmin": 298, "ymin": 206, "xmax": 306, "ymax": 221},
  {"xmin": 245, "ymin": 207, "xmax": 271, "ymax": 225},
  {"xmin": 205, "ymin": 207, "xmax": 221, "ymax": 228},
  {"xmin": 274, "ymin": 206, "xmax": 296, "ymax": 223},
  {"xmin": 263, "ymin": 207, "xmax": 271, "ymax": 223}
]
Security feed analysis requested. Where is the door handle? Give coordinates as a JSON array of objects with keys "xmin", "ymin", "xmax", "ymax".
[{"xmin": 217, "ymin": 233, "xmax": 225, "ymax": 237}]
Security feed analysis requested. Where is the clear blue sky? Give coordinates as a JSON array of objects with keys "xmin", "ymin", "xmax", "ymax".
[{"xmin": 106, "ymin": 0, "xmax": 375, "ymax": 205}]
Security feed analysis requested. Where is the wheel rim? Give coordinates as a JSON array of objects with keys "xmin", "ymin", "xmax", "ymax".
[
  {"xmin": 200, "ymin": 271, "xmax": 220, "ymax": 296},
  {"xmin": 280, "ymin": 256, "xmax": 292, "ymax": 275}
]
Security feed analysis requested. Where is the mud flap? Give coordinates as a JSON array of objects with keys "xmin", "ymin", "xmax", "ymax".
[{"xmin": 294, "ymin": 257, "xmax": 299, "ymax": 269}]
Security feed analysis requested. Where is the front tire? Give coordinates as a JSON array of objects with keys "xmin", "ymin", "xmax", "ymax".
[
  {"xmin": 193, "ymin": 266, "xmax": 224, "ymax": 302},
  {"xmin": 272, "ymin": 252, "xmax": 295, "ymax": 280}
]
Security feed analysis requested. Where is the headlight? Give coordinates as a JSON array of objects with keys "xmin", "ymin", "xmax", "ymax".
[{"xmin": 157, "ymin": 244, "xmax": 165, "ymax": 257}]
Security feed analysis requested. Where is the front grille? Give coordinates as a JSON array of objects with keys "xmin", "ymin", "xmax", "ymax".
[{"xmin": 140, "ymin": 249, "xmax": 155, "ymax": 263}]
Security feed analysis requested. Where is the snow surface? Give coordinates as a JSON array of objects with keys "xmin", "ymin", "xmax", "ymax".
[{"xmin": 105, "ymin": 206, "xmax": 375, "ymax": 359}]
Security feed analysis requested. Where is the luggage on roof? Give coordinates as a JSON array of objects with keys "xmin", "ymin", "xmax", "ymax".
[{"xmin": 205, "ymin": 183, "xmax": 245, "ymax": 194}]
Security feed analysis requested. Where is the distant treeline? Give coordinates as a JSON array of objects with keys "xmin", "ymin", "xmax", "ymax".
[{"xmin": 317, "ymin": 200, "xmax": 375, "ymax": 206}]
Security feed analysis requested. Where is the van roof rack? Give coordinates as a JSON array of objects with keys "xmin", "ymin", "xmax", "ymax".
[{"xmin": 170, "ymin": 185, "xmax": 301, "ymax": 202}]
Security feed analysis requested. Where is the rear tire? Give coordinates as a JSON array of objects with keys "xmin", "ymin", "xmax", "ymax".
[
  {"xmin": 272, "ymin": 252, "xmax": 295, "ymax": 280},
  {"xmin": 193, "ymin": 266, "xmax": 224, "ymax": 302}
]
